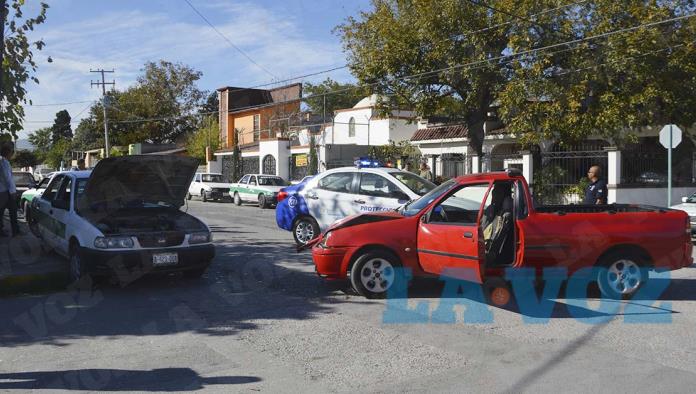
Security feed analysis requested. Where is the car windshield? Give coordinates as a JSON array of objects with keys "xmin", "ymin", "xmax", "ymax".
[
  {"xmin": 400, "ymin": 179, "xmax": 458, "ymax": 216},
  {"xmin": 202, "ymin": 174, "xmax": 223, "ymax": 182},
  {"xmin": 12, "ymin": 173, "xmax": 34, "ymax": 186},
  {"xmin": 259, "ymin": 176, "xmax": 284, "ymax": 186},
  {"xmin": 390, "ymin": 171, "xmax": 436, "ymax": 196}
]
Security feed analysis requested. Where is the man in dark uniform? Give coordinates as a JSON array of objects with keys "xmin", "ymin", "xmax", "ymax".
[{"xmin": 584, "ymin": 165, "xmax": 607, "ymax": 204}]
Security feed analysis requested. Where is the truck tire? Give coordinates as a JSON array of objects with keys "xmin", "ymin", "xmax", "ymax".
[
  {"xmin": 233, "ymin": 192, "xmax": 242, "ymax": 206},
  {"xmin": 201, "ymin": 189, "xmax": 207, "ymax": 202},
  {"xmin": 596, "ymin": 254, "xmax": 648, "ymax": 299},
  {"xmin": 292, "ymin": 216, "xmax": 319, "ymax": 246},
  {"xmin": 258, "ymin": 194, "xmax": 268, "ymax": 209},
  {"xmin": 350, "ymin": 250, "xmax": 405, "ymax": 299}
]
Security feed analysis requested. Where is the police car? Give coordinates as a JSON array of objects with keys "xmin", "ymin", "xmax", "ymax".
[
  {"xmin": 29, "ymin": 156, "xmax": 215, "ymax": 284},
  {"xmin": 276, "ymin": 159, "xmax": 436, "ymax": 246}
]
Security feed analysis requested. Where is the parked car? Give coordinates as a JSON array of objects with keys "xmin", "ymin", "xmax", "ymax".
[
  {"xmin": 671, "ymin": 192, "xmax": 696, "ymax": 240},
  {"xmin": 29, "ymin": 156, "xmax": 215, "ymax": 283},
  {"xmin": 276, "ymin": 160, "xmax": 436, "ymax": 246},
  {"xmin": 229, "ymin": 174, "xmax": 287, "ymax": 209},
  {"xmin": 309, "ymin": 169, "xmax": 693, "ymax": 299},
  {"xmin": 12, "ymin": 171, "xmax": 36, "ymax": 207},
  {"xmin": 187, "ymin": 173, "xmax": 232, "ymax": 202}
]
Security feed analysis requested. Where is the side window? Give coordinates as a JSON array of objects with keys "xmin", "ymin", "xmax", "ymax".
[
  {"xmin": 359, "ymin": 173, "xmax": 406, "ymax": 199},
  {"xmin": 240, "ymin": 175, "xmax": 250, "ymax": 184},
  {"xmin": 41, "ymin": 175, "xmax": 64, "ymax": 202},
  {"xmin": 55, "ymin": 177, "xmax": 73, "ymax": 205},
  {"xmin": 37, "ymin": 178, "xmax": 50, "ymax": 189},
  {"xmin": 196, "ymin": 174, "xmax": 202, "ymax": 182},
  {"xmin": 317, "ymin": 172, "xmax": 355, "ymax": 193},
  {"xmin": 429, "ymin": 183, "xmax": 490, "ymax": 224},
  {"xmin": 249, "ymin": 176, "xmax": 257, "ymax": 186}
]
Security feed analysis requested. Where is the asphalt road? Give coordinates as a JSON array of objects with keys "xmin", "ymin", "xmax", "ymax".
[{"xmin": 2, "ymin": 199, "xmax": 696, "ymax": 392}]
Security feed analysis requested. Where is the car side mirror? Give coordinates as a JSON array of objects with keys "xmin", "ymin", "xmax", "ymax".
[
  {"xmin": 51, "ymin": 199, "xmax": 69, "ymax": 210},
  {"xmin": 682, "ymin": 197, "xmax": 689, "ymax": 203}
]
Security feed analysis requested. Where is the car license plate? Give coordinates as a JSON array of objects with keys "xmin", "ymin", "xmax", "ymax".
[{"xmin": 152, "ymin": 253, "xmax": 178, "ymax": 266}]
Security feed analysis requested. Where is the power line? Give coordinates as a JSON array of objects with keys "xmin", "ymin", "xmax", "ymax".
[
  {"xmin": 106, "ymin": 12, "xmax": 696, "ymax": 125},
  {"xmin": 183, "ymin": 0, "xmax": 276, "ymax": 79},
  {"xmin": 27, "ymin": 99, "xmax": 95, "ymax": 107},
  {"xmin": 90, "ymin": 68, "xmax": 115, "ymax": 157}
]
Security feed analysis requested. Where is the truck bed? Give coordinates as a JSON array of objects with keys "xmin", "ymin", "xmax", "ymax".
[{"xmin": 535, "ymin": 204, "xmax": 666, "ymax": 214}]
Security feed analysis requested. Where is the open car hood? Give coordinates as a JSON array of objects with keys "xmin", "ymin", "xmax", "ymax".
[{"xmin": 82, "ymin": 155, "xmax": 199, "ymax": 215}]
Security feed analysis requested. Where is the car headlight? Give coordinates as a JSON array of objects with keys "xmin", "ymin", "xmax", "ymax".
[
  {"xmin": 94, "ymin": 236, "xmax": 134, "ymax": 249},
  {"xmin": 319, "ymin": 231, "xmax": 334, "ymax": 248},
  {"xmin": 189, "ymin": 232, "xmax": 212, "ymax": 244}
]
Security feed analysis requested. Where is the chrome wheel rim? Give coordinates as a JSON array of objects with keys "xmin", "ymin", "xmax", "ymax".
[
  {"xmin": 360, "ymin": 258, "xmax": 395, "ymax": 294},
  {"xmin": 607, "ymin": 259, "xmax": 642, "ymax": 295},
  {"xmin": 295, "ymin": 221, "xmax": 314, "ymax": 244}
]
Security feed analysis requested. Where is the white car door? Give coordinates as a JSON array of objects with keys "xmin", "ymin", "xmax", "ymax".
[
  {"xmin": 245, "ymin": 175, "xmax": 258, "ymax": 201},
  {"xmin": 49, "ymin": 175, "xmax": 73, "ymax": 256},
  {"xmin": 356, "ymin": 172, "xmax": 411, "ymax": 214},
  {"xmin": 34, "ymin": 175, "xmax": 65, "ymax": 249},
  {"xmin": 306, "ymin": 171, "xmax": 360, "ymax": 229},
  {"xmin": 192, "ymin": 174, "xmax": 203, "ymax": 196}
]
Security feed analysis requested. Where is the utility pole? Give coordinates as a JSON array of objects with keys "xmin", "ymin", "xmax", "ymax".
[{"xmin": 90, "ymin": 69, "xmax": 115, "ymax": 157}]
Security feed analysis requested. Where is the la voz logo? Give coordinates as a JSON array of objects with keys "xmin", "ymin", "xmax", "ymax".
[{"xmin": 382, "ymin": 267, "xmax": 672, "ymax": 324}]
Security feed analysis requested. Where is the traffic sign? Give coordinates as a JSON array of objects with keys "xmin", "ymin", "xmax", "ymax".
[{"xmin": 660, "ymin": 124, "xmax": 682, "ymax": 149}]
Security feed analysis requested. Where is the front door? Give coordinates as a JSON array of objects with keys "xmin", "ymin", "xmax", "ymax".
[
  {"xmin": 50, "ymin": 176, "xmax": 73, "ymax": 256},
  {"xmin": 417, "ymin": 182, "xmax": 491, "ymax": 282},
  {"xmin": 35, "ymin": 175, "xmax": 65, "ymax": 249}
]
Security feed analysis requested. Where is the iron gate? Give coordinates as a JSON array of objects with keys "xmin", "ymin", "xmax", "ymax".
[{"xmin": 441, "ymin": 153, "xmax": 469, "ymax": 179}]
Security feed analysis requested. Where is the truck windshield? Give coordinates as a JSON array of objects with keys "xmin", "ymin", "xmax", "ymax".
[
  {"xmin": 202, "ymin": 174, "xmax": 223, "ymax": 182},
  {"xmin": 400, "ymin": 179, "xmax": 457, "ymax": 216}
]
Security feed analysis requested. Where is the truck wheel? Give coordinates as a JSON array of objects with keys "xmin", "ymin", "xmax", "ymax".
[
  {"xmin": 233, "ymin": 192, "xmax": 242, "ymax": 206},
  {"xmin": 350, "ymin": 250, "xmax": 405, "ymax": 299},
  {"xmin": 258, "ymin": 194, "xmax": 268, "ymax": 209},
  {"xmin": 596, "ymin": 255, "xmax": 647, "ymax": 299},
  {"xmin": 201, "ymin": 189, "xmax": 207, "ymax": 202},
  {"xmin": 292, "ymin": 217, "xmax": 319, "ymax": 246}
]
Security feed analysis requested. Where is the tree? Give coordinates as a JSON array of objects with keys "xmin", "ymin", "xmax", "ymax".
[
  {"xmin": 12, "ymin": 149, "xmax": 37, "ymax": 168},
  {"xmin": 1, "ymin": 1, "xmax": 49, "ymax": 138},
  {"xmin": 303, "ymin": 78, "xmax": 368, "ymax": 116},
  {"xmin": 51, "ymin": 109, "xmax": 72, "ymax": 144},
  {"xmin": 337, "ymin": 0, "xmax": 508, "ymax": 154},
  {"xmin": 231, "ymin": 128, "xmax": 243, "ymax": 182},
  {"xmin": 72, "ymin": 116, "xmax": 102, "ymax": 151},
  {"xmin": 27, "ymin": 126, "xmax": 52, "ymax": 160},
  {"xmin": 497, "ymin": 1, "xmax": 696, "ymax": 145},
  {"xmin": 200, "ymin": 91, "xmax": 219, "ymax": 116},
  {"xmin": 44, "ymin": 139, "xmax": 71, "ymax": 169},
  {"xmin": 186, "ymin": 118, "xmax": 219, "ymax": 162},
  {"xmin": 307, "ymin": 135, "xmax": 318, "ymax": 175}
]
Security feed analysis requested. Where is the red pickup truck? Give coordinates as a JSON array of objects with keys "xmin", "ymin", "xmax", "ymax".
[{"xmin": 311, "ymin": 169, "xmax": 693, "ymax": 299}]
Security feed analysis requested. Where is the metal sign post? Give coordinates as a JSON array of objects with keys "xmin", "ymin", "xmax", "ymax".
[{"xmin": 660, "ymin": 124, "xmax": 683, "ymax": 206}]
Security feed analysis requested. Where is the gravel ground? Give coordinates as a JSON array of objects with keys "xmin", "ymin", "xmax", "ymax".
[{"xmin": 1, "ymin": 199, "xmax": 696, "ymax": 392}]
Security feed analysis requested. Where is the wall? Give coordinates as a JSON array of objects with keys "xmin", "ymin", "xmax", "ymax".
[
  {"xmin": 259, "ymin": 139, "xmax": 290, "ymax": 179},
  {"xmin": 614, "ymin": 186, "xmax": 695, "ymax": 208},
  {"xmin": 329, "ymin": 108, "xmax": 373, "ymax": 145},
  {"xmin": 207, "ymin": 157, "xmax": 222, "ymax": 174},
  {"xmin": 232, "ymin": 113, "xmax": 256, "ymax": 145}
]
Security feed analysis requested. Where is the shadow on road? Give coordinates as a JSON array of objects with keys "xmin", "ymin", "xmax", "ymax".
[{"xmin": 0, "ymin": 368, "xmax": 260, "ymax": 391}]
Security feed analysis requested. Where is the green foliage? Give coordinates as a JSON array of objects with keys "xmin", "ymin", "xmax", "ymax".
[
  {"xmin": 368, "ymin": 140, "xmax": 419, "ymax": 166},
  {"xmin": 51, "ymin": 109, "xmax": 72, "ymax": 144},
  {"xmin": 27, "ymin": 126, "xmax": 52, "ymax": 161},
  {"xmin": 109, "ymin": 147, "xmax": 125, "ymax": 157},
  {"xmin": 44, "ymin": 139, "xmax": 71, "ymax": 169},
  {"xmin": 308, "ymin": 135, "xmax": 318, "ymax": 175},
  {"xmin": 303, "ymin": 78, "xmax": 368, "ymax": 116},
  {"xmin": 0, "ymin": 1, "xmax": 49, "ymax": 138},
  {"xmin": 75, "ymin": 60, "xmax": 206, "ymax": 147},
  {"xmin": 12, "ymin": 149, "xmax": 37, "ymax": 168},
  {"xmin": 186, "ymin": 118, "xmax": 219, "ymax": 162}
]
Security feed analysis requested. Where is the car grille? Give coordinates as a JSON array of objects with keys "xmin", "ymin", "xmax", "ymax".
[
  {"xmin": 214, "ymin": 188, "xmax": 228, "ymax": 193},
  {"xmin": 137, "ymin": 232, "xmax": 185, "ymax": 248}
]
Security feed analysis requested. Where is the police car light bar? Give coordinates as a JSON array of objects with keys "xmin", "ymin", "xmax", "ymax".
[{"xmin": 354, "ymin": 157, "xmax": 382, "ymax": 168}]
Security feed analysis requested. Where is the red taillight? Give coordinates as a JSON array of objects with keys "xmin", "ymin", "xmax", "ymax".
[{"xmin": 277, "ymin": 191, "xmax": 288, "ymax": 203}]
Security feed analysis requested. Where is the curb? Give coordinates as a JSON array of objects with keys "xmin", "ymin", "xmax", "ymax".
[{"xmin": 0, "ymin": 271, "xmax": 70, "ymax": 297}]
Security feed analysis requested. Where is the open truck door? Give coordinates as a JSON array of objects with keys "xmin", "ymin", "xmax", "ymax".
[{"xmin": 416, "ymin": 182, "xmax": 491, "ymax": 282}]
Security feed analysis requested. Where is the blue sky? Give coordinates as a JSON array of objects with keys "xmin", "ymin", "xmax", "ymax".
[{"xmin": 20, "ymin": 0, "xmax": 372, "ymax": 138}]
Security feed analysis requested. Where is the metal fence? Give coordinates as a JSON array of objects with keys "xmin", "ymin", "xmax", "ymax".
[
  {"xmin": 533, "ymin": 144, "xmax": 608, "ymax": 205},
  {"xmin": 441, "ymin": 153, "xmax": 469, "ymax": 179},
  {"xmin": 622, "ymin": 137, "xmax": 694, "ymax": 186}
]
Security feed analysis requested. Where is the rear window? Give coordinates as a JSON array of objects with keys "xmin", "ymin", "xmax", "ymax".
[
  {"xmin": 258, "ymin": 176, "xmax": 285, "ymax": 186},
  {"xmin": 12, "ymin": 173, "xmax": 34, "ymax": 186},
  {"xmin": 317, "ymin": 172, "xmax": 354, "ymax": 193}
]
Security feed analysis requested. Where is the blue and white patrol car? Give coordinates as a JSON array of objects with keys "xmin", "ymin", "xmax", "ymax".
[{"xmin": 276, "ymin": 159, "xmax": 436, "ymax": 246}]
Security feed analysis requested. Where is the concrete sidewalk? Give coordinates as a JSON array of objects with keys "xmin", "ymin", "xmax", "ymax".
[{"xmin": 0, "ymin": 215, "xmax": 68, "ymax": 296}]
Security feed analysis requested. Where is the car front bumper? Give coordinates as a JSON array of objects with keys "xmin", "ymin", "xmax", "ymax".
[
  {"xmin": 78, "ymin": 244, "xmax": 215, "ymax": 277},
  {"xmin": 311, "ymin": 245, "xmax": 354, "ymax": 279},
  {"xmin": 204, "ymin": 190, "xmax": 231, "ymax": 200}
]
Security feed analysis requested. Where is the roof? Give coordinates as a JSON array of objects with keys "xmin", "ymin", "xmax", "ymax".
[
  {"xmin": 411, "ymin": 124, "xmax": 469, "ymax": 141},
  {"xmin": 218, "ymin": 83, "xmax": 302, "ymax": 112}
]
